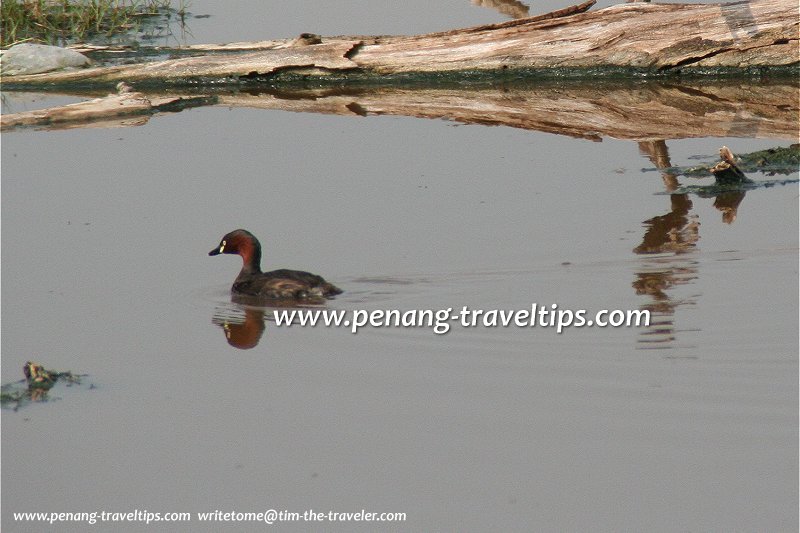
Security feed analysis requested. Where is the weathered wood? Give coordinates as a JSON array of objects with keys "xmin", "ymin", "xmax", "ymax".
[
  {"xmin": 2, "ymin": 80, "xmax": 795, "ymax": 141},
  {"xmin": 1, "ymin": 0, "xmax": 796, "ymax": 88},
  {"xmin": 354, "ymin": 0, "xmax": 797, "ymax": 72}
]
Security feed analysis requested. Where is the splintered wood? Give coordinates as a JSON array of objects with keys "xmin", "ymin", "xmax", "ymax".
[{"xmin": 2, "ymin": 0, "xmax": 796, "ymax": 88}]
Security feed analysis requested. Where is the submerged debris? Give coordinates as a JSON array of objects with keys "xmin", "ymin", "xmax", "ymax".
[
  {"xmin": 734, "ymin": 144, "xmax": 800, "ymax": 175},
  {"xmin": 672, "ymin": 144, "xmax": 800, "ymax": 178},
  {"xmin": 710, "ymin": 146, "xmax": 752, "ymax": 186},
  {"xmin": 1, "ymin": 361, "xmax": 87, "ymax": 410}
]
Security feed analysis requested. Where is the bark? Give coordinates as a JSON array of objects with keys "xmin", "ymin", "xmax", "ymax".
[{"xmin": 1, "ymin": 0, "xmax": 796, "ymax": 88}]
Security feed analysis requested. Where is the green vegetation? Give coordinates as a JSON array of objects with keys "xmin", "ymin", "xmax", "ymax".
[
  {"xmin": 734, "ymin": 145, "xmax": 800, "ymax": 174},
  {"xmin": 0, "ymin": 0, "xmax": 187, "ymax": 48},
  {"xmin": 2, "ymin": 362, "xmax": 86, "ymax": 410},
  {"xmin": 680, "ymin": 145, "xmax": 800, "ymax": 177}
]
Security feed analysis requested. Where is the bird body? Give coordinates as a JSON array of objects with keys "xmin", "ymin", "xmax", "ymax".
[{"xmin": 209, "ymin": 229, "xmax": 342, "ymax": 300}]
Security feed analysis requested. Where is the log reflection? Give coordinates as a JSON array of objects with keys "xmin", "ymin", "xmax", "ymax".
[
  {"xmin": 633, "ymin": 140, "xmax": 699, "ymax": 350},
  {"xmin": 219, "ymin": 81, "xmax": 797, "ymax": 141},
  {"xmin": 632, "ymin": 141, "xmax": 760, "ymax": 349},
  {"xmin": 3, "ymin": 80, "xmax": 797, "ymax": 140}
]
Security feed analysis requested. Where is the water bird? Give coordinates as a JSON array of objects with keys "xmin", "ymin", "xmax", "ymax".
[{"xmin": 209, "ymin": 229, "xmax": 342, "ymax": 300}]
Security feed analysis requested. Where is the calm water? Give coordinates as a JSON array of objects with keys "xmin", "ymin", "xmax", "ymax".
[
  {"xmin": 136, "ymin": 0, "xmax": 620, "ymax": 45},
  {"xmin": 2, "ymin": 2, "xmax": 798, "ymax": 532}
]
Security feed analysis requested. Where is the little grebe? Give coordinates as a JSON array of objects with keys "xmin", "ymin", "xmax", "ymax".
[{"xmin": 209, "ymin": 229, "xmax": 342, "ymax": 300}]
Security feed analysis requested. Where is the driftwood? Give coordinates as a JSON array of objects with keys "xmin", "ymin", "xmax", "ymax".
[
  {"xmin": 4, "ymin": 80, "xmax": 795, "ymax": 140},
  {"xmin": 1, "ymin": 0, "xmax": 796, "ymax": 89}
]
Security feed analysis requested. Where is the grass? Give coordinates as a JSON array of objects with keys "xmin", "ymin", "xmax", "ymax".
[{"xmin": 1, "ymin": 0, "xmax": 187, "ymax": 48}]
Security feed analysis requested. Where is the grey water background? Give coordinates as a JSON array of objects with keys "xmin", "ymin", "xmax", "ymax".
[{"xmin": 2, "ymin": 1, "xmax": 798, "ymax": 531}]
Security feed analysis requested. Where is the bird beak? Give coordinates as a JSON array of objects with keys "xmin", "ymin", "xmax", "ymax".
[{"xmin": 209, "ymin": 248, "xmax": 221, "ymax": 256}]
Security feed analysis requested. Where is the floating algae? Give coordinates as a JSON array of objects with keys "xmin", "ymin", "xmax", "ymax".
[
  {"xmin": 655, "ymin": 144, "xmax": 800, "ymax": 179},
  {"xmin": 1, "ymin": 361, "xmax": 89, "ymax": 411}
]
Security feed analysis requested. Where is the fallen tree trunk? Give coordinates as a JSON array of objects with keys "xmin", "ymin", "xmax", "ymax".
[
  {"xmin": 3, "ymin": 80, "xmax": 796, "ymax": 140},
  {"xmin": 1, "ymin": 0, "xmax": 796, "ymax": 89}
]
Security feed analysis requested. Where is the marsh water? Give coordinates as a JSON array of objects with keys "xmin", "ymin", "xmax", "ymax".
[{"xmin": 2, "ymin": 1, "xmax": 799, "ymax": 532}]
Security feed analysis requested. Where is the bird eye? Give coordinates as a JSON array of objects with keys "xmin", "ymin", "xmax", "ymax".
[{"xmin": 219, "ymin": 240, "xmax": 226, "ymax": 253}]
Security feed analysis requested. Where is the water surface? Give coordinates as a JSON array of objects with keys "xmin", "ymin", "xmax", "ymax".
[{"xmin": 1, "ymin": 2, "xmax": 798, "ymax": 531}]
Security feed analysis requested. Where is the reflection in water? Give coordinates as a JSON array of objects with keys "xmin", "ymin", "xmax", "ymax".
[
  {"xmin": 212, "ymin": 305, "xmax": 266, "ymax": 350},
  {"xmin": 633, "ymin": 141, "xmax": 700, "ymax": 350},
  {"xmin": 720, "ymin": 0, "xmax": 759, "ymax": 42},
  {"xmin": 220, "ymin": 81, "xmax": 798, "ymax": 141},
  {"xmin": 714, "ymin": 191, "xmax": 746, "ymax": 224},
  {"xmin": 708, "ymin": 190, "xmax": 747, "ymax": 224},
  {"xmin": 633, "ymin": 192, "xmax": 699, "ymax": 255},
  {"xmin": 10, "ymin": 80, "xmax": 796, "ymax": 140},
  {"xmin": 471, "ymin": 0, "xmax": 529, "ymax": 19},
  {"xmin": 632, "ymin": 140, "xmax": 759, "ymax": 349},
  {"xmin": 632, "ymin": 259, "xmax": 699, "ymax": 349},
  {"xmin": 212, "ymin": 293, "xmax": 333, "ymax": 350},
  {"xmin": 1, "ymin": 362, "xmax": 87, "ymax": 411}
]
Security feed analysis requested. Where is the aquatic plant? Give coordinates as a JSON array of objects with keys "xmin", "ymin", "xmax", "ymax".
[{"xmin": 0, "ymin": 0, "xmax": 188, "ymax": 48}]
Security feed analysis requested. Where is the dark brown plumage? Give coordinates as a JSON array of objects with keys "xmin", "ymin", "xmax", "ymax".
[{"xmin": 209, "ymin": 229, "xmax": 342, "ymax": 300}]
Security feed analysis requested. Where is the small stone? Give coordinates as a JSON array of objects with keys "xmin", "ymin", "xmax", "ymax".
[{"xmin": 1, "ymin": 43, "xmax": 91, "ymax": 76}]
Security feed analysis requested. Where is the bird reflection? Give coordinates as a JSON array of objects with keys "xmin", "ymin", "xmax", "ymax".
[
  {"xmin": 212, "ymin": 304, "xmax": 266, "ymax": 350},
  {"xmin": 211, "ymin": 295, "xmax": 331, "ymax": 350}
]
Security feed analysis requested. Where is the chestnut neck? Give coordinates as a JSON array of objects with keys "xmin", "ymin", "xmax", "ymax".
[{"xmin": 236, "ymin": 237, "xmax": 262, "ymax": 276}]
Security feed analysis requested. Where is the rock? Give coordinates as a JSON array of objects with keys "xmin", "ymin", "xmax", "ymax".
[{"xmin": 0, "ymin": 43, "xmax": 91, "ymax": 76}]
